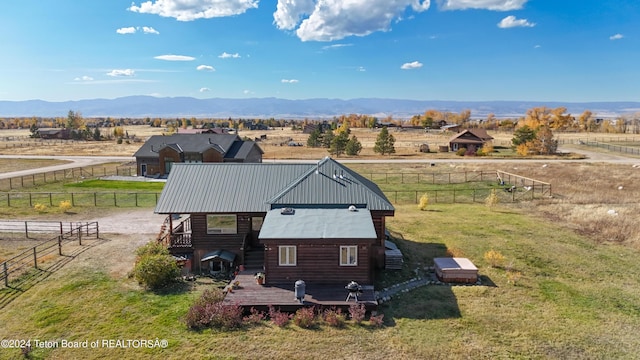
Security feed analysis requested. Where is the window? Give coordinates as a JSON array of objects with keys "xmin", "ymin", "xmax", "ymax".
[
  {"xmin": 340, "ymin": 246, "xmax": 358, "ymax": 266},
  {"xmin": 206, "ymin": 215, "xmax": 237, "ymax": 234},
  {"xmin": 279, "ymin": 246, "xmax": 296, "ymax": 266},
  {"xmin": 251, "ymin": 217, "xmax": 263, "ymax": 232}
]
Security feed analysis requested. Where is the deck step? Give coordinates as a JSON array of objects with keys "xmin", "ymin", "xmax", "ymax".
[{"xmin": 243, "ymin": 249, "xmax": 264, "ymax": 270}]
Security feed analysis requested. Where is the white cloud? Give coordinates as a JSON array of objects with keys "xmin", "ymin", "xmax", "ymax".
[
  {"xmin": 106, "ymin": 69, "xmax": 135, "ymax": 77},
  {"xmin": 116, "ymin": 26, "xmax": 159, "ymax": 34},
  {"xmin": 129, "ymin": 0, "xmax": 258, "ymax": 21},
  {"xmin": 610, "ymin": 33, "xmax": 624, "ymax": 40},
  {"xmin": 438, "ymin": 0, "xmax": 527, "ymax": 11},
  {"xmin": 498, "ymin": 15, "xmax": 535, "ymax": 28},
  {"xmin": 200, "ymin": 87, "xmax": 211, "ymax": 92},
  {"xmin": 401, "ymin": 61, "xmax": 423, "ymax": 70},
  {"xmin": 154, "ymin": 54, "xmax": 195, "ymax": 61},
  {"xmin": 116, "ymin": 27, "xmax": 137, "ymax": 34},
  {"xmin": 197, "ymin": 65, "xmax": 216, "ymax": 71},
  {"xmin": 219, "ymin": 52, "xmax": 241, "ymax": 59},
  {"xmin": 281, "ymin": 79, "xmax": 299, "ymax": 83},
  {"xmin": 142, "ymin": 26, "xmax": 160, "ymax": 34},
  {"xmin": 74, "ymin": 76, "xmax": 94, "ymax": 81},
  {"xmin": 322, "ymin": 43, "xmax": 353, "ymax": 50},
  {"xmin": 534, "ymin": 44, "xmax": 541, "ymax": 48},
  {"xmin": 274, "ymin": 0, "xmax": 431, "ymax": 42},
  {"xmin": 357, "ymin": 66, "xmax": 366, "ymax": 72}
]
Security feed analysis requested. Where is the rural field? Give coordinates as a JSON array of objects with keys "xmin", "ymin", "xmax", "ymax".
[{"xmin": 1, "ymin": 128, "xmax": 640, "ymax": 359}]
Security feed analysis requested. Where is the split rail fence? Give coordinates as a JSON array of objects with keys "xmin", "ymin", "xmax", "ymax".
[
  {"xmin": 0, "ymin": 221, "xmax": 99, "ymax": 288},
  {"xmin": 0, "ymin": 163, "xmax": 136, "ymax": 192}
]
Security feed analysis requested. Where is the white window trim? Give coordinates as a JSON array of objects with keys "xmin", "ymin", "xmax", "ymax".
[
  {"xmin": 279, "ymin": 246, "xmax": 297, "ymax": 266},
  {"xmin": 206, "ymin": 214, "xmax": 237, "ymax": 234},
  {"xmin": 340, "ymin": 246, "xmax": 358, "ymax": 266}
]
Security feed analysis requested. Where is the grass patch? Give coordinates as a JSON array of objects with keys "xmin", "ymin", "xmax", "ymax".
[
  {"xmin": 64, "ymin": 179, "xmax": 165, "ymax": 191},
  {"xmin": 2, "ymin": 202, "xmax": 640, "ymax": 358}
]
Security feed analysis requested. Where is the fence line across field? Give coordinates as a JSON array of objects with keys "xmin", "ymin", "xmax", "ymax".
[
  {"xmin": 0, "ymin": 163, "xmax": 136, "ymax": 191},
  {"xmin": 0, "ymin": 222, "xmax": 99, "ymax": 288}
]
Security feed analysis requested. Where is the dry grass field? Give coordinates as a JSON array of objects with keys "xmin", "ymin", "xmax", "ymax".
[
  {"xmin": 2, "ymin": 125, "xmax": 636, "ymax": 158},
  {"xmin": 1, "ymin": 126, "xmax": 640, "ymax": 359}
]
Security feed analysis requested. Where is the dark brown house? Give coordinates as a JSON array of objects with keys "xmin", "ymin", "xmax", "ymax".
[
  {"xmin": 133, "ymin": 134, "xmax": 263, "ymax": 177},
  {"xmin": 154, "ymin": 157, "xmax": 395, "ymax": 286},
  {"xmin": 448, "ymin": 129, "xmax": 494, "ymax": 152}
]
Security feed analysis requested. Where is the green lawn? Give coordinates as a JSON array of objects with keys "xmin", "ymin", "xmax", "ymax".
[{"xmin": 1, "ymin": 202, "xmax": 639, "ymax": 359}]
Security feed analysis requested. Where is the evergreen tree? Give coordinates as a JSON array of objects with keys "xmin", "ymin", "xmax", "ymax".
[
  {"xmin": 373, "ymin": 127, "xmax": 395, "ymax": 155},
  {"xmin": 512, "ymin": 125, "xmax": 536, "ymax": 147},
  {"xmin": 93, "ymin": 127, "xmax": 101, "ymax": 141},
  {"xmin": 345, "ymin": 135, "xmax": 362, "ymax": 156},
  {"xmin": 322, "ymin": 130, "xmax": 335, "ymax": 148},
  {"xmin": 329, "ymin": 131, "xmax": 349, "ymax": 157},
  {"xmin": 29, "ymin": 123, "xmax": 40, "ymax": 138},
  {"xmin": 306, "ymin": 128, "xmax": 322, "ymax": 147}
]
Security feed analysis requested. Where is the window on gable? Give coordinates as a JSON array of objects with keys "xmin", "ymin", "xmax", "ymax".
[
  {"xmin": 279, "ymin": 246, "xmax": 296, "ymax": 266},
  {"xmin": 340, "ymin": 246, "xmax": 358, "ymax": 266},
  {"xmin": 206, "ymin": 215, "xmax": 237, "ymax": 234}
]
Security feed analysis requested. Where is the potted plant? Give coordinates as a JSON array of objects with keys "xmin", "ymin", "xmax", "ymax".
[{"xmin": 254, "ymin": 272, "xmax": 265, "ymax": 285}]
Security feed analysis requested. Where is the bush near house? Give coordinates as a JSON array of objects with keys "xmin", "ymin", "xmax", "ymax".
[{"xmin": 132, "ymin": 242, "xmax": 180, "ymax": 290}]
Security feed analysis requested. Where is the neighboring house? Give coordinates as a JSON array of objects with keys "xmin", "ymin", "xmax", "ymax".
[
  {"xmin": 176, "ymin": 128, "xmax": 228, "ymax": 134},
  {"xmin": 38, "ymin": 128, "xmax": 70, "ymax": 139},
  {"xmin": 154, "ymin": 157, "xmax": 395, "ymax": 286},
  {"xmin": 133, "ymin": 134, "xmax": 263, "ymax": 177},
  {"xmin": 448, "ymin": 129, "xmax": 494, "ymax": 152}
]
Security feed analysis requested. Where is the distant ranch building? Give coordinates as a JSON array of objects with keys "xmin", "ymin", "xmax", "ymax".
[{"xmin": 133, "ymin": 134, "xmax": 263, "ymax": 177}]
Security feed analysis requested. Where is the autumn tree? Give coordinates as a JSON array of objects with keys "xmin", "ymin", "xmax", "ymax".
[
  {"xmin": 66, "ymin": 110, "xmax": 85, "ymax": 130},
  {"xmin": 374, "ymin": 127, "xmax": 395, "ymax": 155},
  {"xmin": 578, "ymin": 110, "xmax": 593, "ymax": 132}
]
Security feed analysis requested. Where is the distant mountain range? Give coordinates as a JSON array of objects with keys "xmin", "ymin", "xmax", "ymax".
[{"xmin": 0, "ymin": 96, "xmax": 638, "ymax": 119}]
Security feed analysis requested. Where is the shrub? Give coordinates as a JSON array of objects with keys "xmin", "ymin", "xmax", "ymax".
[
  {"xmin": 186, "ymin": 289, "xmax": 244, "ymax": 330},
  {"xmin": 268, "ymin": 306, "xmax": 292, "ymax": 328},
  {"xmin": 293, "ymin": 307, "xmax": 317, "ymax": 329},
  {"xmin": 349, "ymin": 303, "xmax": 366, "ymax": 324},
  {"xmin": 59, "ymin": 200, "xmax": 72, "ymax": 213},
  {"xmin": 484, "ymin": 249, "xmax": 505, "ymax": 268},
  {"xmin": 455, "ymin": 148, "xmax": 467, "ymax": 156},
  {"xmin": 185, "ymin": 302, "xmax": 243, "ymax": 330},
  {"xmin": 323, "ymin": 307, "xmax": 345, "ymax": 328},
  {"xmin": 485, "ymin": 189, "xmax": 499, "ymax": 210},
  {"xmin": 418, "ymin": 193, "xmax": 429, "ymax": 211},
  {"xmin": 117, "ymin": 138, "xmax": 123, "ymax": 144},
  {"xmin": 133, "ymin": 242, "xmax": 180, "ymax": 290},
  {"xmin": 33, "ymin": 203, "xmax": 47, "ymax": 213},
  {"xmin": 369, "ymin": 313, "xmax": 385, "ymax": 328},
  {"xmin": 243, "ymin": 307, "xmax": 266, "ymax": 326}
]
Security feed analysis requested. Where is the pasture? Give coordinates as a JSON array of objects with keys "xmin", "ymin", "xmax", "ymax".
[{"xmin": 0, "ymin": 160, "xmax": 640, "ymax": 359}]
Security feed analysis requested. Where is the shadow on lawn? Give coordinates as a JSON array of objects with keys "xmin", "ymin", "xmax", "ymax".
[{"xmin": 379, "ymin": 233, "xmax": 495, "ymax": 322}]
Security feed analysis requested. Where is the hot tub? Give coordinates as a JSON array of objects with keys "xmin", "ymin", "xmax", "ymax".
[{"xmin": 433, "ymin": 257, "xmax": 478, "ymax": 283}]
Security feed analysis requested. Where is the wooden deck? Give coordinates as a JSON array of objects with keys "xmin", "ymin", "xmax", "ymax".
[{"xmin": 223, "ymin": 271, "xmax": 378, "ymax": 312}]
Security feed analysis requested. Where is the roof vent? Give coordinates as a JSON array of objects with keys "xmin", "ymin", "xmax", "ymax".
[
  {"xmin": 348, "ymin": 205, "xmax": 357, "ymax": 212},
  {"xmin": 281, "ymin": 207, "xmax": 295, "ymax": 215}
]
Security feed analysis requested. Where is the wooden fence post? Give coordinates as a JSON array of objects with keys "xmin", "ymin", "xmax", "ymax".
[
  {"xmin": 3, "ymin": 262, "xmax": 8, "ymax": 287},
  {"xmin": 25, "ymin": 221, "xmax": 29, "ymax": 239},
  {"xmin": 33, "ymin": 248, "xmax": 38, "ymax": 269},
  {"xmin": 58, "ymin": 236, "xmax": 63, "ymax": 256},
  {"xmin": 78, "ymin": 225, "xmax": 82, "ymax": 246}
]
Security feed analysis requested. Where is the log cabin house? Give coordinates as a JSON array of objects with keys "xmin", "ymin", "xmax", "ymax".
[
  {"xmin": 133, "ymin": 133, "xmax": 263, "ymax": 177},
  {"xmin": 154, "ymin": 157, "xmax": 395, "ymax": 286}
]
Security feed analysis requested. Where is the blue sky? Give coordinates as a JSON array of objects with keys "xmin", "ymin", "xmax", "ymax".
[{"xmin": 0, "ymin": 0, "xmax": 638, "ymax": 102}]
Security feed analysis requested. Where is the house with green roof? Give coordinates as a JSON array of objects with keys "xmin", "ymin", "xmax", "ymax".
[
  {"xmin": 155, "ymin": 157, "xmax": 395, "ymax": 285},
  {"xmin": 133, "ymin": 133, "xmax": 263, "ymax": 177}
]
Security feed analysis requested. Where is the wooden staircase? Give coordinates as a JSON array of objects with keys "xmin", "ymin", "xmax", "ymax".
[{"xmin": 243, "ymin": 247, "xmax": 265, "ymax": 271}]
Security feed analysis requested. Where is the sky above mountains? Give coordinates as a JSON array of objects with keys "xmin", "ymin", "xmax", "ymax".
[{"xmin": 1, "ymin": 0, "xmax": 638, "ymax": 103}]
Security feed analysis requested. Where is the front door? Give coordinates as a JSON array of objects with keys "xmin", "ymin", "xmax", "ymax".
[{"xmin": 141, "ymin": 164, "xmax": 147, "ymax": 176}]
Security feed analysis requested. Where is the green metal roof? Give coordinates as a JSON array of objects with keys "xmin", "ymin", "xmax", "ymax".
[{"xmin": 154, "ymin": 157, "xmax": 394, "ymax": 214}]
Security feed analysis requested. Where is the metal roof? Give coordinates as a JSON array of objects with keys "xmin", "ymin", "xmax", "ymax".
[
  {"xmin": 134, "ymin": 134, "xmax": 241, "ymax": 158},
  {"xmin": 259, "ymin": 208, "xmax": 377, "ymax": 239},
  {"xmin": 154, "ymin": 157, "xmax": 395, "ymax": 214}
]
